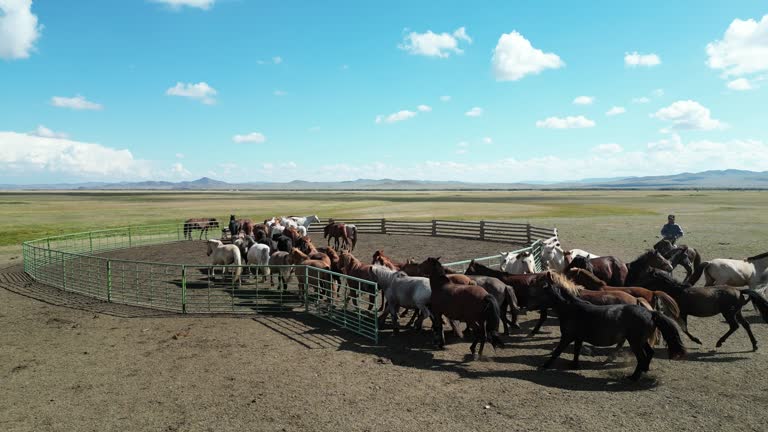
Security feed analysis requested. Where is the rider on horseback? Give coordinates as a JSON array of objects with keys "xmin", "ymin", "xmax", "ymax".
[{"xmin": 660, "ymin": 214, "xmax": 684, "ymax": 245}]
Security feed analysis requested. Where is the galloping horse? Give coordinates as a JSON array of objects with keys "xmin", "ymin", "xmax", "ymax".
[
  {"xmin": 638, "ymin": 269, "xmax": 768, "ymax": 351},
  {"xmin": 419, "ymin": 257, "xmax": 504, "ymax": 358},
  {"xmin": 369, "ymin": 265, "xmax": 433, "ymax": 333},
  {"xmin": 184, "ymin": 218, "xmax": 219, "ymax": 240},
  {"xmin": 531, "ymin": 273, "xmax": 686, "ymax": 381},
  {"xmin": 690, "ymin": 251, "xmax": 768, "ymax": 291},
  {"xmin": 654, "ymin": 239, "xmax": 703, "ymax": 284},
  {"xmin": 565, "ymin": 250, "xmax": 672, "ymax": 286}
]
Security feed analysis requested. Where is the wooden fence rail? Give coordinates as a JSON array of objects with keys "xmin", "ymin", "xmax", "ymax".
[{"xmin": 307, "ymin": 218, "xmax": 554, "ymax": 245}]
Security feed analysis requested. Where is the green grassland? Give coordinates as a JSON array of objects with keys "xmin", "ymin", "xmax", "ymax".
[{"xmin": 1, "ymin": 190, "xmax": 766, "ymax": 265}]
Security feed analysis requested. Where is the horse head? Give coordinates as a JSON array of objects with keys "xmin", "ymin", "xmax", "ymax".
[{"xmin": 647, "ymin": 249, "xmax": 673, "ymax": 272}]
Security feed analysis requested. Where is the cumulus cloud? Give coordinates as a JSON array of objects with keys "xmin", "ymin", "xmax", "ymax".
[
  {"xmin": 0, "ymin": 0, "xmax": 41, "ymax": 60},
  {"xmin": 31, "ymin": 125, "xmax": 67, "ymax": 139},
  {"xmin": 535, "ymin": 115, "xmax": 595, "ymax": 129},
  {"xmin": 573, "ymin": 96, "xmax": 594, "ymax": 105},
  {"xmin": 51, "ymin": 95, "xmax": 103, "ymax": 110},
  {"xmin": 652, "ymin": 100, "xmax": 726, "ymax": 132},
  {"xmin": 151, "ymin": 0, "xmax": 215, "ymax": 10},
  {"xmin": 232, "ymin": 132, "xmax": 266, "ymax": 143},
  {"xmin": 606, "ymin": 106, "xmax": 626, "ymax": 116},
  {"xmin": 624, "ymin": 51, "xmax": 661, "ymax": 67},
  {"xmin": 375, "ymin": 110, "xmax": 416, "ymax": 124},
  {"xmin": 727, "ymin": 78, "xmax": 752, "ymax": 91},
  {"xmin": 417, "ymin": 104, "xmax": 432, "ymax": 112},
  {"xmin": 707, "ymin": 15, "xmax": 768, "ymax": 79},
  {"xmin": 465, "ymin": 107, "xmax": 483, "ymax": 117},
  {"xmin": 0, "ymin": 131, "xmax": 152, "ymax": 179},
  {"xmin": 171, "ymin": 162, "xmax": 191, "ymax": 177},
  {"xmin": 492, "ymin": 31, "xmax": 564, "ymax": 81},
  {"xmin": 399, "ymin": 27, "xmax": 471, "ymax": 58},
  {"xmin": 165, "ymin": 82, "xmax": 217, "ymax": 104}
]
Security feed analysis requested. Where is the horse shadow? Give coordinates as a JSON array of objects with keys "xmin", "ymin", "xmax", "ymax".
[{"xmin": 684, "ymin": 349, "xmax": 752, "ymax": 363}]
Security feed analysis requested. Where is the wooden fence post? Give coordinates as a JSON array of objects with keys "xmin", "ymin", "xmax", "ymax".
[
  {"xmin": 381, "ymin": 218, "xmax": 387, "ymax": 234},
  {"xmin": 431, "ymin": 220, "xmax": 437, "ymax": 236},
  {"xmin": 526, "ymin": 223, "xmax": 532, "ymax": 244},
  {"xmin": 480, "ymin": 221, "xmax": 486, "ymax": 241}
]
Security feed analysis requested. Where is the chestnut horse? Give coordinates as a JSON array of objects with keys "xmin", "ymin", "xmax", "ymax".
[
  {"xmin": 567, "ymin": 268, "xmax": 681, "ymax": 326},
  {"xmin": 287, "ymin": 248, "xmax": 332, "ymax": 299},
  {"xmin": 324, "ymin": 222, "xmax": 351, "ymax": 250},
  {"xmin": 419, "ymin": 257, "xmax": 504, "ymax": 358},
  {"xmin": 237, "ymin": 219, "xmax": 255, "ymax": 237},
  {"xmin": 183, "ymin": 218, "xmax": 219, "ymax": 240},
  {"xmin": 338, "ymin": 252, "xmax": 378, "ymax": 310}
]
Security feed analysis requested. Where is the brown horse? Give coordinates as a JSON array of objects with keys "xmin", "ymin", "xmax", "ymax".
[
  {"xmin": 324, "ymin": 222, "xmax": 351, "ymax": 250},
  {"xmin": 287, "ymin": 248, "xmax": 332, "ymax": 299},
  {"xmin": 566, "ymin": 250, "xmax": 672, "ymax": 286},
  {"xmin": 372, "ymin": 250, "xmax": 402, "ymax": 270},
  {"xmin": 419, "ymin": 257, "xmax": 504, "ymax": 358},
  {"xmin": 184, "ymin": 218, "xmax": 220, "ymax": 240},
  {"xmin": 236, "ymin": 218, "xmax": 255, "ymax": 237},
  {"xmin": 282, "ymin": 226, "xmax": 302, "ymax": 242},
  {"xmin": 567, "ymin": 268, "xmax": 681, "ymax": 326},
  {"xmin": 338, "ymin": 251, "xmax": 378, "ymax": 310},
  {"xmin": 401, "ymin": 258, "xmax": 477, "ymax": 286},
  {"xmin": 253, "ymin": 223, "xmax": 270, "ymax": 240}
]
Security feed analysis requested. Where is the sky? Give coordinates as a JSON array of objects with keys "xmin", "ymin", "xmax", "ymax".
[{"xmin": 1, "ymin": 0, "xmax": 767, "ymax": 184}]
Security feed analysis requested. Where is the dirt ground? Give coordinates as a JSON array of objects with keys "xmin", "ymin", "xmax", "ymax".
[{"xmin": 1, "ymin": 233, "xmax": 767, "ymax": 432}]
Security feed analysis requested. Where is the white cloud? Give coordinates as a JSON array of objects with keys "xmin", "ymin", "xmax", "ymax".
[
  {"xmin": 706, "ymin": 15, "xmax": 768, "ymax": 79},
  {"xmin": 417, "ymin": 104, "xmax": 432, "ymax": 112},
  {"xmin": 171, "ymin": 162, "xmax": 191, "ymax": 177},
  {"xmin": 457, "ymin": 141, "xmax": 469, "ymax": 147},
  {"xmin": 375, "ymin": 110, "xmax": 417, "ymax": 124},
  {"xmin": 0, "ymin": 131, "xmax": 152, "ymax": 179},
  {"xmin": 652, "ymin": 88, "xmax": 665, "ymax": 97},
  {"xmin": 482, "ymin": 137, "xmax": 493, "ymax": 144},
  {"xmin": 632, "ymin": 97, "xmax": 650, "ymax": 104},
  {"xmin": 727, "ymin": 78, "xmax": 752, "ymax": 91},
  {"xmin": 492, "ymin": 31, "xmax": 564, "ymax": 81},
  {"xmin": 606, "ymin": 106, "xmax": 626, "ymax": 116},
  {"xmin": 624, "ymin": 52, "xmax": 661, "ymax": 67},
  {"xmin": 0, "ymin": 0, "xmax": 41, "ymax": 60},
  {"xmin": 399, "ymin": 27, "xmax": 472, "ymax": 58},
  {"xmin": 232, "ymin": 132, "xmax": 266, "ymax": 144},
  {"xmin": 32, "ymin": 125, "xmax": 67, "ymax": 139},
  {"xmin": 273, "ymin": 89, "xmax": 287, "ymax": 96},
  {"xmin": 652, "ymin": 100, "xmax": 726, "ymax": 131},
  {"xmin": 151, "ymin": 0, "xmax": 215, "ymax": 10},
  {"xmin": 535, "ymin": 115, "xmax": 595, "ymax": 129},
  {"xmin": 51, "ymin": 95, "xmax": 103, "ymax": 110},
  {"xmin": 165, "ymin": 82, "xmax": 217, "ymax": 104},
  {"xmin": 465, "ymin": 107, "xmax": 483, "ymax": 117},
  {"xmin": 440, "ymin": 95, "xmax": 451, "ymax": 102},
  {"xmin": 175, "ymin": 153, "xmax": 185, "ymax": 159},
  {"xmin": 273, "ymin": 56, "xmax": 282, "ymax": 64},
  {"xmin": 573, "ymin": 96, "xmax": 594, "ymax": 105},
  {"xmin": 592, "ymin": 143, "xmax": 623, "ymax": 154}
]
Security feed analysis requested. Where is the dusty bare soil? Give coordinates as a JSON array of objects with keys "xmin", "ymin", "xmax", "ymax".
[{"xmin": 2, "ymin": 234, "xmax": 767, "ymax": 432}]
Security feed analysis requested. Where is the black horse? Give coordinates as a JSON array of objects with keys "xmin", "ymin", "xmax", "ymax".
[
  {"xmin": 276, "ymin": 235, "xmax": 293, "ymax": 253},
  {"xmin": 635, "ymin": 269, "xmax": 768, "ymax": 351},
  {"xmin": 653, "ymin": 239, "xmax": 703, "ymax": 284},
  {"xmin": 531, "ymin": 273, "xmax": 686, "ymax": 380}
]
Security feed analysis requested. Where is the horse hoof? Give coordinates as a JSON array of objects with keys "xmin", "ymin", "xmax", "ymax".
[
  {"xmin": 752, "ymin": 345, "xmax": 758, "ymax": 352},
  {"xmin": 715, "ymin": 341, "xmax": 723, "ymax": 348}
]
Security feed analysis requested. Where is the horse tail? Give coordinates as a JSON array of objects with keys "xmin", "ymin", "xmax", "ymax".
[
  {"xmin": 233, "ymin": 251, "xmax": 243, "ymax": 283},
  {"xmin": 651, "ymin": 311, "xmax": 687, "ymax": 360},
  {"xmin": 653, "ymin": 291, "xmax": 681, "ymax": 319},
  {"xmin": 349, "ymin": 225, "xmax": 358, "ymax": 251},
  {"xmin": 504, "ymin": 286, "xmax": 520, "ymax": 313},
  {"xmin": 689, "ymin": 261, "xmax": 708, "ymax": 285},
  {"xmin": 482, "ymin": 296, "xmax": 505, "ymax": 349},
  {"xmin": 742, "ymin": 290, "xmax": 768, "ymax": 323}
]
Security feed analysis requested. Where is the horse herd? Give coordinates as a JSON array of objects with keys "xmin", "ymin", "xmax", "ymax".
[{"xmin": 192, "ymin": 217, "xmax": 768, "ymax": 381}]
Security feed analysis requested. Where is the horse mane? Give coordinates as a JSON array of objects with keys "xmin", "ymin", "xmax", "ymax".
[
  {"xmin": 548, "ymin": 271, "xmax": 584, "ymax": 296},
  {"xmin": 290, "ymin": 248, "xmax": 309, "ymax": 261},
  {"xmin": 567, "ymin": 268, "xmax": 604, "ymax": 289},
  {"xmin": 747, "ymin": 251, "xmax": 768, "ymax": 262}
]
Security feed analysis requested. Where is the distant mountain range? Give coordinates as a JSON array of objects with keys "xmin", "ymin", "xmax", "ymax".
[{"xmin": 2, "ymin": 169, "xmax": 767, "ymax": 190}]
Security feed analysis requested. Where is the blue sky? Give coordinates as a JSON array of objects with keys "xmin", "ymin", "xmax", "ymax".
[{"xmin": 1, "ymin": 0, "xmax": 767, "ymax": 184}]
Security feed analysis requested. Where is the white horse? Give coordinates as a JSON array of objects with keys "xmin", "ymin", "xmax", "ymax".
[
  {"xmin": 268, "ymin": 251, "xmax": 292, "ymax": 290},
  {"xmin": 694, "ymin": 252, "xmax": 768, "ymax": 291},
  {"xmin": 500, "ymin": 250, "xmax": 535, "ymax": 274},
  {"xmin": 369, "ymin": 265, "xmax": 432, "ymax": 332},
  {"xmin": 270, "ymin": 224, "xmax": 285, "ymax": 238},
  {"xmin": 289, "ymin": 215, "xmax": 320, "ymax": 229},
  {"xmin": 541, "ymin": 244, "xmax": 567, "ymax": 272},
  {"xmin": 296, "ymin": 226, "xmax": 308, "ymax": 237},
  {"xmin": 278, "ymin": 217, "xmax": 299, "ymax": 230},
  {"xmin": 206, "ymin": 239, "xmax": 243, "ymax": 283},
  {"xmin": 247, "ymin": 243, "xmax": 271, "ymax": 282}
]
